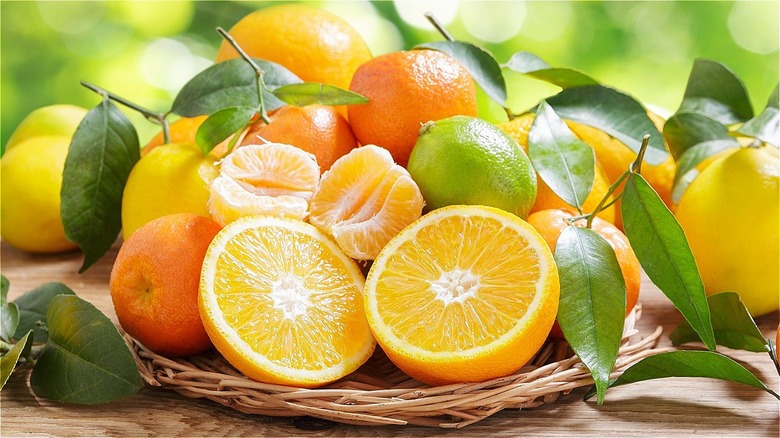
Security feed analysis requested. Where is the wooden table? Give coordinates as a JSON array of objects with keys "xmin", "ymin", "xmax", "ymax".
[{"xmin": 1, "ymin": 241, "xmax": 778, "ymax": 437}]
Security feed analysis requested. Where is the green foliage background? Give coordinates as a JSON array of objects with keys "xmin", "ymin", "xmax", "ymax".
[{"xmin": 1, "ymin": 1, "xmax": 777, "ymax": 153}]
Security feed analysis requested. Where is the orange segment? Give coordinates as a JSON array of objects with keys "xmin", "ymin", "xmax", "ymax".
[
  {"xmin": 364, "ymin": 205, "xmax": 560, "ymax": 386},
  {"xmin": 310, "ymin": 145, "xmax": 424, "ymax": 260},
  {"xmin": 199, "ymin": 216, "xmax": 375, "ymax": 387}
]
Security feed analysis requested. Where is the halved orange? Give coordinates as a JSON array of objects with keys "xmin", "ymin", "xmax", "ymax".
[
  {"xmin": 364, "ymin": 205, "xmax": 560, "ymax": 386},
  {"xmin": 199, "ymin": 216, "xmax": 375, "ymax": 387}
]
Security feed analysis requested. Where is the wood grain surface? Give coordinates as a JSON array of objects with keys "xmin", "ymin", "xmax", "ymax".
[{"xmin": 1, "ymin": 241, "xmax": 778, "ymax": 437}]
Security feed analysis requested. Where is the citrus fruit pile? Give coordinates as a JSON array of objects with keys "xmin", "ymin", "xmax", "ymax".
[{"xmin": 3, "ymin": 3, "xmax": 777, "ymax": 395}]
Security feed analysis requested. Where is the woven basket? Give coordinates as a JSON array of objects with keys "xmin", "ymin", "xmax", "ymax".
[{"xmin": 127, "ymin": 305, "xmax": 662, "ymax": 428}]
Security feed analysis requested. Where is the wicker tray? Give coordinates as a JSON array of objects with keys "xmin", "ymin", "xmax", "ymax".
[{"xmin": 126, "ymin": 305, "xmax": 662, "ymax": 428}]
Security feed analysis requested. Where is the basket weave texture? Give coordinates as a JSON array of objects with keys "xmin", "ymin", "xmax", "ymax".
[{"xmin": 127, "ymin": 306, "xmax": 662, "ymax": 428}]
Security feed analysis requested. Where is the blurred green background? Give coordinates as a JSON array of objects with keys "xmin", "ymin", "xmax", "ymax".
[{"xmin": 2, "ymin": 0, "xmax": 778, "ymax": 153}]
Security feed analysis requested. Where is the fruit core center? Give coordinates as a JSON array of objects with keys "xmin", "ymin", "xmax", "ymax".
[
  {"xmin": 429, "ymin": 268, "xmax": 481, "ymax": 305},
  {"xmin": 269, "ymin": 275, "xmax": 312, "ymax": 320}
]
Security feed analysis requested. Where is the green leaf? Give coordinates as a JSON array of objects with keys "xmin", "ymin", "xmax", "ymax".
[
  {"xmin": 272, "ymin": 82, "xmax": 368, "ymax": 106},
  {"xmin": 0, "ymin": 276, "xmax": 18, "ymax": 341},
  {"xmin": 12, "ymin": 283, "xmax": 76, "ymax": 343},
  {"xmin": 528, "ymin": 101, "xmax": 595, "ymax": 209},
  {"xmin": 670, "ymin": 292, "xmax": 767, "ymax": 353},
  {"xmin": 171, "ymin": 58, "xmax": 301, "ymax": 117},
  {"xmin": 555, "ymin": 226, "xmax": 626, "ymax": 405},
  {"xmin": 30, "ymin": 295, "xmax": 143, "ymax": 404},
  {"xmin": 415, "ymin": 41, "xmax": 507, "ymax": 106},
  {"xmin": 671, "ymin": 140, "xmax": 738, "ymax": 204},
  {"xmin": 738, "ymin": 84, "xmax": 779, "ymax": 146},
  {"xmin": 620, "ymin": 174, "xmax": 716, "ymax": 350},
  {"xmin": 195, "ymin": 106, "xmax": 256, "ymax": 155},
  {"xmin": 504, "ymin": 51, "xmax": 598, "ymax": 89},
  {"xmin": 544, "ymin": 85, "xmax": 667, "ymax": 165},
  {"xmin": 1, "ymin": 330, "xmax": 33, "ymax": 391},
  {"xmin": 61, "ymin": 98, "xmax": 140, "ymax": 272},
  {"xmin": 663, "ymin": 111, "xmax": 735, "ymax": 160},
  {"xmin": 678, "ymin": 59, "xmax": 753, "ymax": 125},
  {"xmin": 585, "ymin": 351, "xmax": 779, "ymax": 401}
]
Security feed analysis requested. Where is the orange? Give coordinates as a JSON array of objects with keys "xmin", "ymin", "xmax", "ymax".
[
  {"xmin": 199, "ymin": 215, "xmax": 375, "ymax": 387},
  {"xmin": 348, "ymin": 50, "xmax": 478, "ymax": 167},
  {"xmin": 215, "ymin": 4, "xmax": 372, "ymax": 91},
  {"xmin": 142, "ymin": 116, "xmax": 231, "ymax": 158},
  {"xmin": 309, "ymin": 145, "xmax": 424, "ymax": 260},
  {"xmin": 208, "ymin": 143, "xmax": 320, "ymax": 225},
  {"xmin": 526, "ymin": 208, "xmax": 641, "ymax": 338},
  {"xmin": 110, "ymin": 214, "xmax": 222, "ymax": 357},
  {"xmin": 241, "ymin": 104, "xmax": 358, "ymax": 171},
  {"xmin": 364, "ymin": 205, "xmax": 559, "ymax": 385}
]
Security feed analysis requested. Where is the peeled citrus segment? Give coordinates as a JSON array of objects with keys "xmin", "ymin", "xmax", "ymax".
[
  {"xmin": 207, "ymin": 175, "xmax": 309, "ymax": 225},
  {"xmin": 309, "ymin": 145, "xmax": 424, "ymax": 260},
  {"xmin": 220, "ymin": 143, "xmax": 320, "ymax": 199},
  {"xmin": 199, "ymin": 216, "xmax": 376, "ymax": 387},
  {"xmin": 364, "ymin": 205, "xmax": 559, "ymax": 386}
]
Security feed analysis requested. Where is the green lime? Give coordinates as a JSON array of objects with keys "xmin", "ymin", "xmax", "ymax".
[{"xmin": 407, "ymin": 115, "xmax": 537, "ymax": 218}]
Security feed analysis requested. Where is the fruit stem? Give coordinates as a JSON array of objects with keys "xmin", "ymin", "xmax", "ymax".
[
  {"xmin": 216, "ymin": 27, "xmax": 272, "ymax": 124},
  {"xmin": 630, "ymin": 134, "xmax": 651, "ymax": 174},
  {"xmin": 586, "ymin": 170, "xmax": 629, "ymax": 228},
  {"xmin": 80, "ymin": 81, "xmax": 171, "ymax": 144},
  {"xmin": 424, "ymin": 12, "xmax": 455, "ymax": 41}
]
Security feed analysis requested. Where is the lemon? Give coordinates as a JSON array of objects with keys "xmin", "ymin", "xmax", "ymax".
[
  {"xmin": 1, "ymin": 135, "xmax": 77, "ymax": 253},
  {"xmin": 675, "ymin": 146, "xmax": 779, "ymax": 316},
  {"xmin": 122, "ymin": 143, "xmax": 218, "ymax": 238},
  {"xmin": 6, "ymin": 104, "xmax": 87, "ymax": 152},
  {"xmin": 408, "ymin": 116, "xmax": 537, "ymax": 218}
]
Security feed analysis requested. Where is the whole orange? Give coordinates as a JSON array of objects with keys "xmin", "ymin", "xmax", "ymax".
[
  {"xmin": 110, "ymin": 213, "xmax": 222, "ymax": 357},
  {"xmin": 215, "ymin": 4, "xmax": 372, "ymax": 91},
  {"xmin": 348, "ymin": 50, "xmax": 478, "ymax": 167},
  {"xmin": 240, "ymin": 104, "xmax": 358, "ymax": 171},
  {"xmin": 142, "ymin": 116, "xmax": 232, "ymax": 159},
  {"xmin": 527, "ymin": 208, "xmax": 640, "ymax": 338}
]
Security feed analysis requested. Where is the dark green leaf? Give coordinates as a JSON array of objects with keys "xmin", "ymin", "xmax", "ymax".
[
  {"xmin": 61, "ymin": 99, "xmax": 139, "ymax": 272},
  {"xmin": 621, "ymin": 174, "xmax": 715, "ymax": 350},
  {"xmin": 529, "ymin": 101, "xmax": 595, "ymax": 209},
  {"xmin": 415, "ymin": 41, "xmax": 507, "ymax": 105},
  {"xmin": 555, "ymin": 226, "xmax": 626, "ymax": 405},
  {"xmin": 663, "ymin": 111, "xmax": 735, "ymax": 160},
  {"xmin": 671, "ymin": 140, "xmax": 738, "ymax": 204},
  {"xmin": 678, "ymin": 59, "xmax": 753, "ymax": 125},
  {"xmin": 1, "ymin": 276, "xmax": 8, "ymax": 298},
  {"xmin": 171, "ymin": 58, "xmax": 301, "ymax": 117},
  {"xmin": 585, "ymin": 351, "xmax": 779, "ymax": 401},
  {"xmin": 272, "ymin": 83, "xmax": 368, "ymax": 106},
  {"xmin": 504, "ymin": 51, "xmax": 598, "ymax": 89},
  {"xmin": 0, "ymin": 275, "xmax": 18, "ymax": 341},
  {"xmin": 195, "ymin": 106, "xmax": 256, "ymax": 155},
  {"xmin": 738, "ymin": 84, "xmax": 779, "ymax": 146},
  {"xmin": 671, "ymin": 292, "xmax": 767, "ymax": 352},
  {"xmin": 13, "ymin": 283, "xmax": 76, "ymax": 343},
  {"xmin": 545, "ymin": 86, "xmax": 667, "ymax": 165},
  {"xmin": 1, "ymin": 330, "xmax": 32, "ymax": 391},
  {"xmin": 30, "ymin": 295, "xmax": 143, "ymax": 404}
]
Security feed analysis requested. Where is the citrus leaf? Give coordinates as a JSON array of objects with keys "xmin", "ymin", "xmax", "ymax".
[
  {"xmin": 1, "ymin": 330, "xmax": 32, "ymax": 391},
  {"xmin": 670, "ymin": 292, "xmax": 767, "ymax": 353},
  {"xmin": 737, "ymin": 84, "xmax": 779, "ymax": 146},
  {"xmin": 529, "ymin": 101, "xmax": 595, "ymax": 209},
  {"xmin": 585, "ymin": 351, "xmax": 779, "ymax": 401},
  {"xmin": 671, "ymin": 139, "xmax": 738, "ymax": 204},
  {"xmin": 544, "ymin": 85, "xmax": 667, "ymax": 165},
  {"xmin": 678, "ymin": 59, "xmax": 753, "ymax": 125},
  {"xmin": 272, "ymin": 82, "xmax": 368, "ymax": 106},
  {"xmin": 504, "ymin": 51, "xmax": 598, "ymax": 89},
  {"xmin": 1, "ymin": 276, "xmax": 19, "ymax": 341},
  {"xmin": 415, "ymin": 40, "xmax": 507, "ymax": 105},
  {"xmin": 12, "ymin": 282, "xmax": 76, "ymax": 343},
  {"xmin": 171, "ymin": 58, "xmax": 301, "ymax": 117},
  {"xmin": 30, "ymin": 295, "xmax": 143, "ymax": 404},
  {"xmin": 195, "ymin": 106, "xmax": 256, "ymax": 155},
  {"xmin": 663, "ymin": 111, "xmax": 735, "ymax": 160},
  {"xmin": 620, "ymin": 174, "xmax": 715, "ymax": 350},
  {"xmin": 555, "ymin": 226, "xmax": 626, "ymax": 405},
  {"xmin": 61, "ymin": 98, "xmax": 139, "ymax": 273}
]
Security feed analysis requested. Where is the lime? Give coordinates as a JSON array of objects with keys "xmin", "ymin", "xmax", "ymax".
[{"xmin": 407, "ymin": 115, "xmax": 537, "ymax": 218}]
